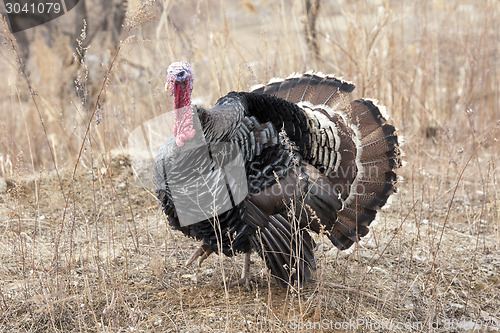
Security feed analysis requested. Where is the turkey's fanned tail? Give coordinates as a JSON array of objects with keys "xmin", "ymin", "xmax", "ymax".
[{"xmin": 251, "ymin": 73, "xmax": 401, "ymax": 251}]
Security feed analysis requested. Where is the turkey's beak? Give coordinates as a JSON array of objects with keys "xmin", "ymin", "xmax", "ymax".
[{"xmin": 165, "ymin": 81, "xmax": 169, "ymax": 92}]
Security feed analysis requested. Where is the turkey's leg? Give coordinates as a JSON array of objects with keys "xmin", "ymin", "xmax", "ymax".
[
  {"xmin": 241, "ymin": 251, "xmax": 251, "ymax": 281},
  {"xmin": 185, "ymin": 244, "xmax": 214, "ymax": 267},
  {"xmin": 230, "ymin": 252, "xmax": 252, "ymax": 290}
]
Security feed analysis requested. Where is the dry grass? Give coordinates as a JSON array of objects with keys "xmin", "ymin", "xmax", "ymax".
[{"xmin": 0, "ymin": 0, "xmax": 499, "ymax": 331}]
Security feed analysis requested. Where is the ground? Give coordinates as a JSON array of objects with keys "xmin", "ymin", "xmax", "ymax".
[{"xmin": 0, "ymin": 146, "xmax": 498, "ymax": 332}]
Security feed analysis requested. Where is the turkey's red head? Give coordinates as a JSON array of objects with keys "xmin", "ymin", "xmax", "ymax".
[{"xmin": 166, "ymin": 61, "xmax": 195, "ymax": 147}]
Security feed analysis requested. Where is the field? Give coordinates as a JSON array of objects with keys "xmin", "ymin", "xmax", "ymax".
[{"xmin": 0, "ymin": 0, "xmax": 499, "ymax": 331}]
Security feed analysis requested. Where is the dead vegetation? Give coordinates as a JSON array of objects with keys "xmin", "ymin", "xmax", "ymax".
[{"xmin": 0, "ymin": 0, "xmax": 499, "ymax": 332}]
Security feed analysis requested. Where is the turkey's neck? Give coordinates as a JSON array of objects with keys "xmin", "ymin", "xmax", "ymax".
[
  {"xmin": 174, "ymin": 83, "xmax": 192, "ymax": 109},
  {"xmin": 173, "ymin": 84, "xmax": 195, "ymax": 147}
]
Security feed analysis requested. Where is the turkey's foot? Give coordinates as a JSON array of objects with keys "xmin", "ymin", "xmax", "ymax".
[
  {"xmin": 185, "ymin": 244, "xmax": 214, "ymax": 267},
  {"xmin": 229, "ymin": 275, "xmax": 257, "ymax": 291}
]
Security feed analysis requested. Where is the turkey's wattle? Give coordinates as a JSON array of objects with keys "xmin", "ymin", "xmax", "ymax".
[
  {"xmin": 154, "ymin": 62, "xmax": 402, "ymax": 288},
  {"xmin": 165, "ymin": 61, "xmax": 196, "ymax": 147}
]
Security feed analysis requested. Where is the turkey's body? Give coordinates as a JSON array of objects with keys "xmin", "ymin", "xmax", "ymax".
[{"xmin": 154, "ymin": 71, "xmax": 401, "ymax": 286}]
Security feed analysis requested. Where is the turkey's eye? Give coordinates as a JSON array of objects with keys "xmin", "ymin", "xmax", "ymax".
[{"xmin": 178, "ymin": 71, "xmax": 186, "ymax": 78}]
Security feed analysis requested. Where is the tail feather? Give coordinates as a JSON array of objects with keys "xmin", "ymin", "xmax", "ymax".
[
  {"xmin": 361, "ymin": 158, "xmax": 400, "ymax": 175},
  {"xmin": 349, "ymin": 193, "xmax": 387, "ymax": 211},
  {"xmin": 346, "ymin": 99, "xmax": 388, "ymax": 137},
  {"xmin": 360, "ymin": 123, "xmax": 397, "ymax": 147},
  {"xmin": 339, "ymin": 206, "xmax": 376, "ymax": 228},
  {"xmin": 358, "ymin": 168, "xmax": 397, "ymax": 184},
  {"xmin": 314, "ymin": 76, "xmax": 354, "ymax": 107},
  {"xmin": 277, "ymin": 75, "xmax": 315, "ymax": 102},
  {"xmin": 328, "ymin": 213, "xmax": 369, "ymax": 249},
  {"xmin": 252, "ymin": 73, "xmax": 355, "ymax": 106},
  {"xmin": 360, "ymin": 126, "xmax": 399, "ymax": 162},
  {"xmin": 356, "ymin": 180, "xmax": 396, "ymax": 202}
]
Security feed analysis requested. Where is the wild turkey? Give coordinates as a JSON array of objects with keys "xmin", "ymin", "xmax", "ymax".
[{"xmin": 154, "ymin": 61, "xmax": 401, "ymax": 287}]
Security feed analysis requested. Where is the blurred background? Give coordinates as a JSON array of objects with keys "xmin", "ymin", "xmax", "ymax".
[{"xmin": 1, "ymin": 0, "xmax": 498, "ymax": 174}]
